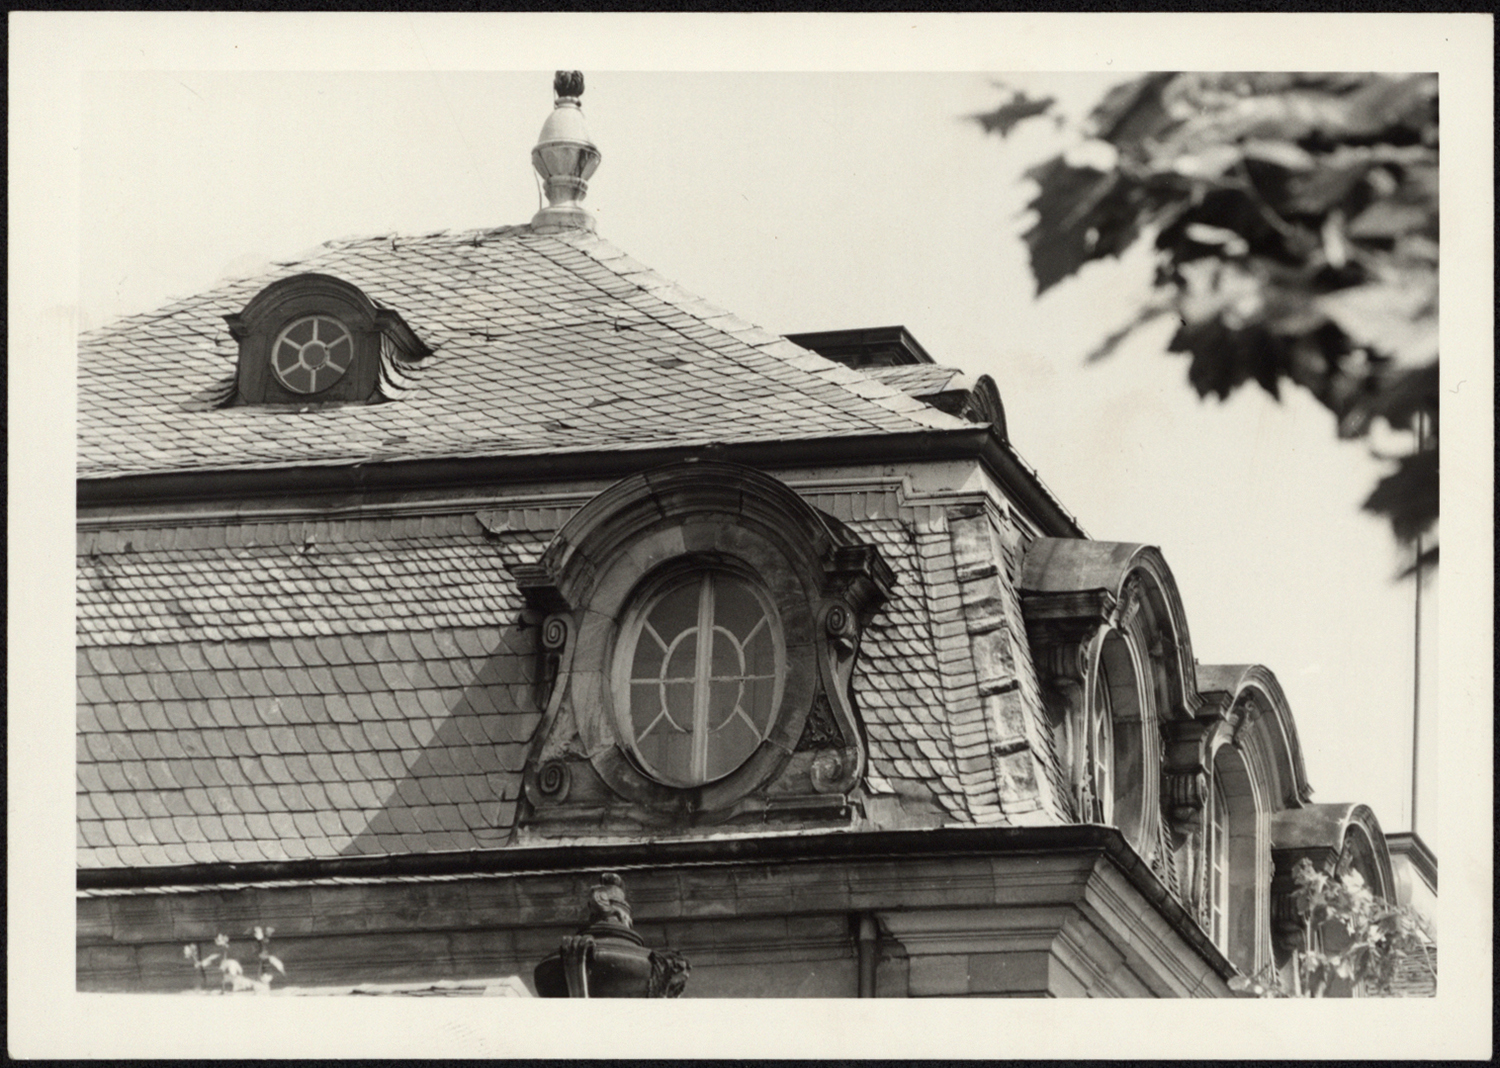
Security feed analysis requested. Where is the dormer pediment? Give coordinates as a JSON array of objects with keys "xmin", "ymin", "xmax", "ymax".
[{"xmin": 223, "ymin": 272, "xmax": 429, "ymax": 406}]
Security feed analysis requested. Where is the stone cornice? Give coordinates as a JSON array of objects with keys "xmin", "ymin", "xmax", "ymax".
[
  {"xmin": 77, "ymin": 426, "xmax": 1087, "ymax": 540},
  {"xmin": 77, "ymin": 823, "xmax": 1233, "ymax": 984},
  {"xmin": 1384, "ymin": 831, "xmax": 1438, "ymax": 891}
]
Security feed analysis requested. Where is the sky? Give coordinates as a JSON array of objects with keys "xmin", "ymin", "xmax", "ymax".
[
  {"xmin": 10, "ymin": 11, "xmax": 1492, "ymax": 1060},
  {"xmin": 75, "ymin": 67, "xmax": 1432, "ymax": 830}
]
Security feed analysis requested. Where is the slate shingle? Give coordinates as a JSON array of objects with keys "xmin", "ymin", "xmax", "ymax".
[
  {"xmin": 79, "ymin": 228, "xmax": 968, "ymax": 482},
  {"xmin": 76, "ymin": 616, "xmax": 545, "ymax": 868},
  {"xmin": 77, "ymin": 305, "xmax": 1012, "ymax": 874}
]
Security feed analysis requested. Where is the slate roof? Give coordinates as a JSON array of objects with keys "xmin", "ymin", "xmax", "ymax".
[
  {"xmin": 76, "ymin": 511, "xmax": 975, "ymax": 869},
  {"xmin": 73, "ymin": 223, "xmax": 1022, "ymax": 873},
  {"xmin": 78, "ymin": 226, "xmax": 967, "ymax": 480},
  {"xmin": 864, "ymin": 365, "xmax": 974, "ymax": 398},
  {"xmin": 830, "ymin": 518, "xmax": 967, "ymax": 819}
]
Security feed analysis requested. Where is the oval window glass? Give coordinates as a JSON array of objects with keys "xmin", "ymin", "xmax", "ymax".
[{"xmin": 618, "ymin": 570, "xmax": 784, "ymax": 787}]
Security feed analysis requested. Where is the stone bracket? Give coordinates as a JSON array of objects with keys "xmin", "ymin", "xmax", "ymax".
[
  {"xmin": 810, "ymin": 599, "xmax": 867, "ymax": 795},
  {"xmin": 1160, "ymin": 718, "xmax": 1216, "ymax": 838}
]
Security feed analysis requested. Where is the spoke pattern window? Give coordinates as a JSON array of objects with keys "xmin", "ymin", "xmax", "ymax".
[
  {"xmin": 272, "ymin": 315, "xmax": 354, "ymax": 394},
  {"xmin": 621, "ymin": 571, "xmax": 782, "ymax": 787}
]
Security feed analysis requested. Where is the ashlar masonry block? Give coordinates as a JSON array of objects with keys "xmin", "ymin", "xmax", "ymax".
[
  {"xmin": 969, "ymin": 628, "xmax": 1018, "ymax": 692},
  {"xmin": 995, "ymin": 748, "xmax": 1045, "ymax": 813},
  {"xmin": 908, "ymin": 952, "xmax": 972, "ymax": 996},
  {"xmin": 983, "ymin": 689, "xmax": 1031, "ymax": 745},
  {"xmin": 965, "ymin": 949, "xmax": 1054, "ymax": 996},
  {"xmin": 958, "ymin": 575, "xmax": 1009, "ymax": 621}
]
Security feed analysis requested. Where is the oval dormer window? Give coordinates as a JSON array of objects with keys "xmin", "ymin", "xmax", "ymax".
[
  {"xmin": 271, "ymin": 314, "xmax": 355, "ymax": 394},
  {"xmin": 613, "ymin": 567, "xmax": 785, "ymax": 788}
]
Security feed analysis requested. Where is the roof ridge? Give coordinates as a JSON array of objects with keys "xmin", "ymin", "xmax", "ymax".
[
  {"xmin": 265, "ymin": 225, "xmax": 534, "ymax": 268},
  {"xmin": 81, "ymin": 225, "xmax": 540, "ymax": 340},
  {"xmin": 550, "ymin": 230, "xmax": 971, "ymax": 436}
]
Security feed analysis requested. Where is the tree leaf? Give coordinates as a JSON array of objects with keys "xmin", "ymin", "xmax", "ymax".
[
  {"xmin": 1338, "ymin": 74, "xmax": 1438, "ymax": 139},
  {"xmin": 1347, "ymin": 201, "xmax": 1434, "ymax": 241},
  {"xmin": 1011, "ymin": 71, "xmax": 1438, "ymax": 566},
  {"xmin": 1184, "ymin": 223, "xmax": 1249, "ymax": 254},
  {"xmin": 1022, "ymin": 160, "xmax": 1142, "ymax": 294},
  {"xmin": 1317, "ymin": 276, "xmax": 1437, "ymax": 366},
  {"xmin": 1363, "ymin": 450, "xmax": 1438, "ymax": 543},
  {"xmin": 1240, "ymin": 139, "xmax": 1317, "ymax": 171},
  {"xmin": 1087, "ymin": 73, "xmax": 1177, "ymax": 145},
  {"xmin": 1168, "ymin": 144, "xmax": 1242, "ymax": 179},
  {"xmin": 971, "ymin": 91, "xmax": 1057, "ymax": 137}
]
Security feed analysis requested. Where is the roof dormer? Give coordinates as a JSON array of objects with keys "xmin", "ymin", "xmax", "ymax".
[{"xmin": 223, "ymin": 272, "xmax": 429, "ymax": 406}]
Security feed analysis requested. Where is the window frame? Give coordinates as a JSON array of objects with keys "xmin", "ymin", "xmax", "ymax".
[
  {"xmin": 1209, "ymin": 773, "xmax": 1231, "ymax": 950},
  {"xmin": 1071, "ymin": 627, "xmax": 1155, "ymax": 858},
  {"xmin": 270, "ymin": 314, "xmax": 357, "ymax": 394},
  {"xmin": 516, "ymin": 461, "xmax": 894, "ymax": 821},
  {"xmin": 1077, "ymin": 664, "xmax": 1116, "ymax": 824}
]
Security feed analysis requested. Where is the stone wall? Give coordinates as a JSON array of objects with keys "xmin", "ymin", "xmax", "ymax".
[{"xmin": 78, "ymin": 842, "xmax": 1231, "ymax": 998}]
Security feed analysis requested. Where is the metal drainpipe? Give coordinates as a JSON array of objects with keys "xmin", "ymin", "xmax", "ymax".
[{"xmin": 856, "ymin": 914, "xmax": 878, "ymax": 997}]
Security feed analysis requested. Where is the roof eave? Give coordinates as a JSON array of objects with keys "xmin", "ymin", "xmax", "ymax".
[{"xmin": 77, "ymin": 427, "xmax": 1086, "ymax": 538}]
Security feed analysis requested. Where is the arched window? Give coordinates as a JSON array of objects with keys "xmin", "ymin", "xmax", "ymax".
[
  {"xmin": 518, "ymin": 461, "xmax": 894, "ymax": 822},
  {"xmin": 613, "ymin": 567, "xmax": 786, "ymax": 788},
  {"xmin": 1070, "ymin": 630, "xmax": 1154, "ymax": 856},
  {"xmin": 1209, "ymin": 774, "xmax": 1231, "ymax": 950},
  {"xmin": 1078, "ymin": 663, "xmax": 1116, "ymax": 823},
  {"xmin": 1210, "ymin": 743, "xmax": 1265, "ymax": 974}
]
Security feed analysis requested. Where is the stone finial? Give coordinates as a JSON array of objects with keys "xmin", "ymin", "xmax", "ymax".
[
  {"xmin": 533, "ymin": 871, "xmax": 689, "ymax": 997},
  {"xmin": 531, "ymin": 70, "xmax": 601, "ymax": 233},
  {"xmin": 586, "ymin": 871, "xmax": 633, "ymax": 928}
]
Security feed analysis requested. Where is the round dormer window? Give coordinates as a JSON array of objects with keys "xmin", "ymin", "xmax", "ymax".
[{"xmin": 271, "ymin": 315, "xmax": 355, "ymax": 394}]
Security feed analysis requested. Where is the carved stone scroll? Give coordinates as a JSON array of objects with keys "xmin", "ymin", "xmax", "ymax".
[{"xmin": 648, "ymin": 950, "xmax": 691, "ymax": 998}]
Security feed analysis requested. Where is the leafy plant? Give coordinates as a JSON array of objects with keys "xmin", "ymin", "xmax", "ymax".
[
  {"xmin": 181, "ymin": 939, "xmax": 220, "ymax": 991},
  {"xmin": 1289, "ymin": 857, "xmax": 1433, "ymax": 997},
  {"xmin": 976, "ymin": 73, "xmax": 1438, "ymax": 575},
  {"xmin": 1229, "ymin": 856, "xmax": 1435, "ymax": 997},
  {"xmin": 251, "ymin": 925, "xmax": 287, "ymax": 986},
  {"xmin": 182, "ymin": 928, "xmax": 285, "ymax": 994}
]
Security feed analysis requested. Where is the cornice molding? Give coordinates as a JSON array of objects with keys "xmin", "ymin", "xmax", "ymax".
[{"xmin": 78, "ymin": 427, "xmax": 1087, "ymax": 540}]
